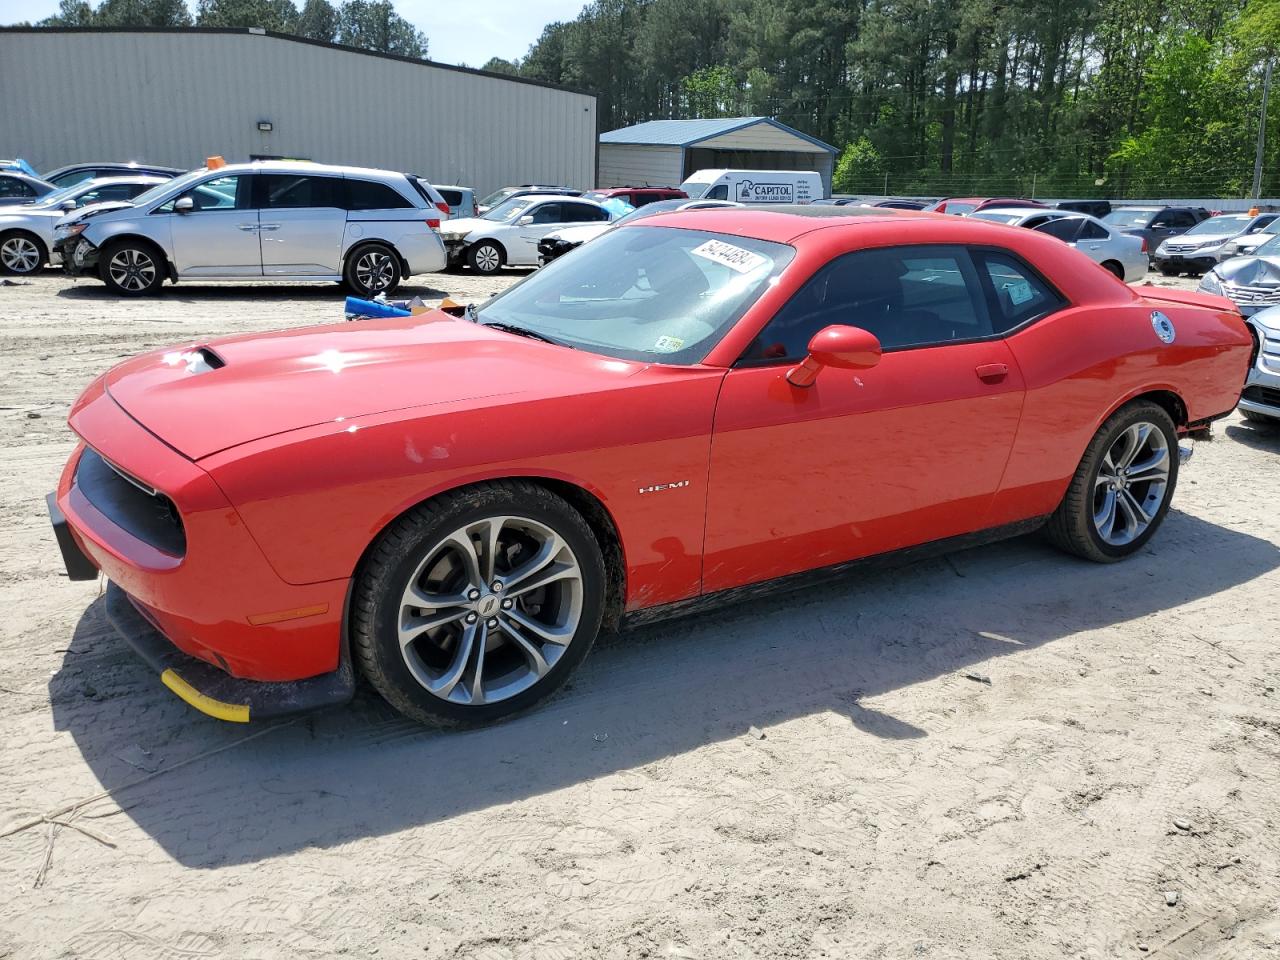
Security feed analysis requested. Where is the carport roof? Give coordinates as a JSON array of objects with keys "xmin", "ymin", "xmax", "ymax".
[{"xmin": 600, "ymin": 117, "xmax": 837, "ymax": 153}]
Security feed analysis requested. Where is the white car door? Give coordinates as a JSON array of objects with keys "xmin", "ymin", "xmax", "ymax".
[
  {"xmin": 167, "ymin": 173, "xmax": 262, "ymax": 277},
  {"xmin": 256, "ymin": 172, "xmax": 347, "ymax": 276},
  {"xmin": 506, "ymin": 201, "xmax": 571, "ymax": 265}
]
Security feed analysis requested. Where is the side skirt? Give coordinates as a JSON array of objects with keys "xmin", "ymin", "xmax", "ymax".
[{"xmin": 621, "ymin": 516, "xmax": 1052, "ymax": 630}]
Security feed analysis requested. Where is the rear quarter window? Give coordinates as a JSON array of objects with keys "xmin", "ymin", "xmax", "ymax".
[{"xmin": 346, "ymin": 179, "xmax": 414, "ymax": 211}]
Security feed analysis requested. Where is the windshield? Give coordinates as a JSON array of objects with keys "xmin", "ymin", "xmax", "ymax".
[
  {"xmin": 582, "ymin": 191, "xmax": 610, "ymax": 202},
  {"xmin": 474, "ymin": 225, "xmax": 794, "ymax": 364},
  {"xmin": 968, "ymin": 212, "xmax": 1022, "ymax": 224},
  {"xmin": 1103, "ymin": 209, "xmax": 1157, "ymax": 227},
  {"xmin": 481, "ymin": 197, "xmax": 537, "ymax": 223},
  {"xmin": 1254, "ymin": 234, "xmax": 1280, "ymax": 257},
  {"xmin": 129, "ymin": 168, "xmax": 206, "ymax": 209},
  {"xmin": 478, "ymin": 187, "xmax": 518, "ymax": 208},
  {"xmin": 1185, "ymin": 214, "xmax": 1252, "ymax": 236},
  {"xmin": 679, "ymin": 178, "xmax": 713, "ymax": 199}
]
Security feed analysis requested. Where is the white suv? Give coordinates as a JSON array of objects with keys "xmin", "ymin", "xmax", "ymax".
[
  {"xmin": 440, "ymin": 194, "xmax": 611, "ymax": 273},
  {"xmin": 55, "ymin": 161, "xmax": 448, "ymax": 296}
]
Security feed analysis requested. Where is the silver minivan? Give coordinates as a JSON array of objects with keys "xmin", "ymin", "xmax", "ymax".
[{"xmin": 55, "ymin": 161, "xmax": 448, "ymax": 296}]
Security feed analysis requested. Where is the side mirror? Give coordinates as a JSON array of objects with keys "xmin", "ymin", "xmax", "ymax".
[
  {"xmin": 517, "ymin": 214, "xmax": 534, "ymax": 226},
  {"xmin": 174, "ymin": 196, "xmax": 194, "ymax": 214},
  {"xmin": 59, "ymin": 199, "xmax": 77, "ymax": 211},
  {"xmin": 787, "ymin": 324, "xmax": 882, "ymax": 388}
]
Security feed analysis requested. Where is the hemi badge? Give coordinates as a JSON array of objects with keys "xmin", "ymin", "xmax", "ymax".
[
  {"xmin": 247, "ymin": 603, "xmax": 329, "ymax": 626},
  {"xmin": 638, "ymin": 480, "xmax": 690, "ymax": 494}
]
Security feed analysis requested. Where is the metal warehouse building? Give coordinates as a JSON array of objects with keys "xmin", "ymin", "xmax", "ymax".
[
  {"xmin": 598, "ymin": 117, "xmax": 838, "ymax": 195},
  {"xmin": 0, "ymin": 27, "xmax": 597, "ymax": 195}
]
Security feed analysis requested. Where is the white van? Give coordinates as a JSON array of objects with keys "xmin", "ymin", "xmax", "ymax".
[{"xmin": 679, "ymin": 169, "xmax": 823, "ymax": 204}]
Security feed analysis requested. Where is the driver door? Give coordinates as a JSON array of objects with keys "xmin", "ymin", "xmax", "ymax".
[
  {"xmin": 702, "ymin": 244, "xmax": 1035, "ymax": 593},
  {"xmin": 166, "ymin": 173, "xmax": 262, "ymax": 276}
]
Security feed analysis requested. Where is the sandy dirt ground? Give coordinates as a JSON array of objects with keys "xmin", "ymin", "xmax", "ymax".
[{"xmin": 1, "ymin": 266, "xmax": 1278, "ymax": 960}]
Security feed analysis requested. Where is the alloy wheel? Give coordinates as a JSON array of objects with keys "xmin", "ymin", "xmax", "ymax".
[
  {"xmin": 1092, "ymin": 421, "xmax": 1170, "ymax": 546},
  {"xmin": 108, "ymin": 248, "xmax": 156, "ymax": 292},
  {"xmin": 473, "ymin": 244, "xmax": 501, "ymax": 272},
  {"xmin": 396, "ymin": 515, "xmax": 584, "ymax": 706},
  {"xmin": 355, "ymin": 251, "xmax": 395, "ymax": 292},
  {"xmin": 0, "ymin": 236, "xmax": 40, "ymax": 274}
]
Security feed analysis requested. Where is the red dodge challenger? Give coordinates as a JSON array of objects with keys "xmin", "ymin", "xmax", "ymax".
[{"xmin": 49, "ymin": 207, "xmax": 1251, "ymax": 725}]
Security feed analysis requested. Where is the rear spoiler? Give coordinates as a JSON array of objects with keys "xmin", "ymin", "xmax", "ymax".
[{"xmin": 1136, "ymin": 284, "xmax": 1236, "ymax": 314}]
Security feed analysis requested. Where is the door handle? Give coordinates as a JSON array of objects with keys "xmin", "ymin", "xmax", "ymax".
[
  {"xmin": 976, "ymin": 362, "xmax": 1009, "ymax": 382},
  {"xmin": 237, "ymin": 223, "xmax": 260, "ymax": 232},
  {"xmin": 259, "ymin": 223, "xmax": 280, "ymax": 231}
]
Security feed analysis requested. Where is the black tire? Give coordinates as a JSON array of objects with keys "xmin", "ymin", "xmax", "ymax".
[
  {"xmin": 98, "ymin": 239, "xmax": 166, "ymax": 296},
  {"xmin": 1157, "ymin": 266, "xmax": 1180, "ymax": 277},
  {"xmin": 0, "ymin": 230, "xmax": 47, "ymax": 275},
  {"xmin": 343, "ymin": 242, "xmax": 402, "ymax": 297},
  {"xmin": 352, "ymin": 480, "xmax": 606, "ymax": 725},
  {"xmin": 1241, "ymin": 409, "xmax": 1280, "ymax": 425},
  {"xmin": 1045, "ymin": 400, "xmax": 1179, "ymax": 563},
  {"xmin": 467, "ymin": 240, "xmax": 504, "ymax": 275},
  {"xmin": 1102, "ymin": 260, "xmax": 1125, "ymax": 280}
]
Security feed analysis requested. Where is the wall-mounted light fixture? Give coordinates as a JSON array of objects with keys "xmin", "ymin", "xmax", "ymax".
[{"xmin": 257, "ymin": 121, "xmax": 274, "ymax": 133}]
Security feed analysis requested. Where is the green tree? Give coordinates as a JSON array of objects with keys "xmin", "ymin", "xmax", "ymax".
[
  {"xmin": 680, "ymin": 65, "xmax": 742, "ymax": 117},
  {"xmin": 295, "ymin": 0, "xmax": 338, "ymax": 40},
  {"xmin": 482, "ymin": 57, "xmax": 521, "ymax": 76},
  {"xmin": 196, "ymin": 0, "xmax": 299, "ymax": 32},
  {"xmin": 337, "ymin": 0, "xmax": 427, "ymax": 57},
  {"xmin": 833, "ymin": 136, "xmax": 885, "ymax": 193}
]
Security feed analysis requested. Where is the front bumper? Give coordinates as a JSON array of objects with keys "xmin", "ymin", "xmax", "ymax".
[
  {"xmin": 1239, "ymin": 323, "xmax": 1280, "ymax": 419},
  {"xmin": 102, "ymin": 582, "xmax": 354, "ymax": 722},
  {"xmin": 1154, "ymin": 252, "xmax": 1217, "ymax": 273},
  {"xmin": 56, "ymin": 235, "xmax": 97, "ymax": 276},
  {"xmin": 443, "ymin": 237, "xmax": 468, "ymax": 266}
]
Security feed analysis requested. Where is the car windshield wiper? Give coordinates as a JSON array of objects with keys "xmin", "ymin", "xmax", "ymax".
[{"xmin": 479, "ymin": 321, "xmax": 573, "ymax": 348}]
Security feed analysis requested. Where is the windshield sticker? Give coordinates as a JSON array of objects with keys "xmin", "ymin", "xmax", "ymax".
[
  {"xmin": 1005, "ymin": 279, "xmax": 1035, "ymax": 305},
  {"xmin": 691, "ymin": 239, "xmax": 767, "ymax": 274},
  {"xmin": 653, "ymin": 335, "xmax": 685, "ymax": 353}
]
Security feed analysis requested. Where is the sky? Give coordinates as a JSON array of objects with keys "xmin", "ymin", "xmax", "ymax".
[{"xmin": 0, "ymin": 0, "xmax": 587, "ymax": 67}]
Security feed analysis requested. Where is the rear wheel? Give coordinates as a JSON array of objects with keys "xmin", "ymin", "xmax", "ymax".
[
  {"xmin": 1045, "ymin": 401, "xmax": 1178, "ymax": 562},
  {"xmin": 467, "ymin": 240, "xmax": 504, "ymax": 275},
  {"xmin": 1101, "ymin": 260, "xmax": 1124, "ymax": 280},
  {"xmin": 0, "ymin": 231, "xmax": 46, "ymax": 275},
  {"xmin": 99, "ymin": 240, "xmax": 165, "ymax": 296},
  {"xmin": 343, "ymin": 243, "xmax": 402, "ymax": 297},
  {"xmin": 352, "ymin": 481, "xmax": 606, "ymax": 725}
]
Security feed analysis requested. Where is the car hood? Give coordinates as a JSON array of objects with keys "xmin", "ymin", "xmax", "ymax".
[
  {"xmin": 441, "ymin": 216, "xmax": 491, "ymax": 237},
  {"xmin": 546, "ymin": 224, "xmax": 611, "ymax": 244},
  {"xmin": 0, "ymin": 206, "xmax": 64, "ymax": 224},
  {"xmin": 1216, "ymin": 256, "xmax": 1280, "ymax": 286},
  {"xmin": 62, "ymin": 201, "xmax": 136, "ymax": 226},
  {"xmin": 101, "ymin": 311, "xmax": 648, "ymax": 460}
]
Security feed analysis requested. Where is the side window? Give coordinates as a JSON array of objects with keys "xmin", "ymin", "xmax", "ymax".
[
  {"xmin": 76, "ymin": 183, "xmax": 142, "ymax": 206},
  {"xmin": 1032, "ymin": 218, "xmax": 1082, "ymax": 243},
  {"xmin": 530, "ymin": 203, "xmax": 563, "ymax": 224},
  {"xmin": 437, "ymin": 189, "xmax": 462, "ymax": 207},
  {"xmin": 1165, "ymin": 210, "xmax": 1195, "ymax": 228},
  {"xmin": 706, "ymin": 184, "xmax": 728, "ymax": 200},
  {"xmin": 158, "ymin": 174, "xmax": 246, "ymax": 212},
  {"xmin": 742, "ymin": 245, "xmax": 992, "ymax": 363},
  {"xmin": 258, "ymin": 174, "xmax": 343, "ymax": 209},
  {"xmin": 632, "ymin": 192, "xmax": 660, "ymax": 207},
  {"xmin": 1079, "ymin": 220, "xmax": 1108, "ymax": 240},
  {"xmin": 563, "ymin": 203, "xmax": 609, "ymax": 223},
  {"xmin": 345, "ymin": 179, "xmax": 413, "ymax": 210},
  {"xmin": 0, "ymin": 176, "xmax": 35, "ymax": 199},
  {"xmin": 977, "ymin": 251, "xmax": 1066, "ymax": 332}
]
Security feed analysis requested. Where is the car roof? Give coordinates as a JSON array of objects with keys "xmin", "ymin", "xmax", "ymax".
[
  {"xmin": 507, "ymin": 193, "xmax": 603, "ymax": 206},
  {"xmin": 77, "ymin": 174, "xmax": 168, "ymax": 185},
  {"xmin": 432, "ymin": 184, "xmax": 472, "ymax": 191},
  {"xmin": 45, "ymin": 161, "xmax": 185, "ymax": 175},
  {"xmin": 632, "ymin": 204, "xmax": 939, "ymax": 242},
  {"xmin": 198, "ymin": 160, "xmax": 409, "ymax": 179}
]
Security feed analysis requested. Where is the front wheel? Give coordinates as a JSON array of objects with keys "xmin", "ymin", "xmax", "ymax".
[
  {"xmin": 343, "ymin": 243, "xmax": 402, "ymax": 297},
  {"xmin": 352, "ymin": 481, "xmax": 606, "ymax": 725},
  {"xmin": 0, "ymin": 231, "xmax": 46, "ymax": 275},
  {"xmin": 1158, "ymin": 266, "xmax": 1180, "ymax": 277},
  {"xmin": 99, "ymin": 240, "xmax": 165, "ymax": 295},
  {"xmin": 1045, "ymin": 401, "xmax": 1179, "ymax": 562}
]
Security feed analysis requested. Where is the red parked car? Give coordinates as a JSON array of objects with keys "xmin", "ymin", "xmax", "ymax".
[
  {"xmin": 49, "ymin": 207, "xmax": 1251, "ymax": 725},
  {"xmin": 583, "ymin": 186, "xmax": 687, "ymax": 207},
  {"xmin": 927, "ymin": 197, "xmax": 1047, "ymax": 216}
]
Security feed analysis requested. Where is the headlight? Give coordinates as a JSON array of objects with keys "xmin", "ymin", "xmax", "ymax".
[
  {"xmin": 1156, "ymin": 241, "xmax": 1170, "ymax": 254},
  {"xmin": 62, "ymin": 223, "xmax": 87, "ymax": 239},
  {"xmin": 1199, "ymin": 271, "xmax": 1223, "ymax": 295},
  {"xmin": 1220, "ymin": 242, "xmax": 1238, "ymax": 256}
]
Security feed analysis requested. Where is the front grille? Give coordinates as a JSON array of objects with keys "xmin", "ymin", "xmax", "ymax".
[
  {"xmin": 1242, "ymin": 385, "xmax": 1280, "ymax": 408},
  {"xmin": 1165, "ymin": 244, "xmax": 1199, "ymax": 254},
  {"xmin": 74, "ymin": 447, "xmax": 186, "ymax": 556},
  {"xmin": 1224, "ymin": 281, "xmax": 1280, "ymax": 305}
]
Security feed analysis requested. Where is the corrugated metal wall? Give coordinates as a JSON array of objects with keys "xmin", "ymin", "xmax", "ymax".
[
  {"xmin": 597, "ymin": 144, "xmax": 684, "ymax": 188},
  {"xmin": 0, "ymin": 30, "xmax": 597, "ymax": 196}
]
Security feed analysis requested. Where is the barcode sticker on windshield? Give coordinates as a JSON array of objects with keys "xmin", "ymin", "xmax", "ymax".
[{"xmin": 690, "ymin": 239, "xmax": 767, "ymax": 274}]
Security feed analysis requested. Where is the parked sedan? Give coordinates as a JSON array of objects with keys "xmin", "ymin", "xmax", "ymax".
[
  {"xmin": 537, "ymin": 198, "xmax": 741, "ymax": 264},
  {"xmin": 42, "ymin": 161, "xmax": 185, "ymax": 188},
  {"xmin": 1102, "ymin": 206, "xmax": 1210, "ymax": 263},
  {"xmin": 1153, "ymin": 212, "xmax": 1279, "ymax": 276},
  {"xmin": 970, "ymin": 208, "xmax": 1147, "ymax": 281},
  {"xmin": 926, "ymin": 197, "xmax": 1045, "ymax": 215},
  {"xmin": 49, "ymin": 206, "xmax": 1250, "ymax": 726},
  {"xmin": 433, "ymin": 184, "xmax": 476, "ymax": 219},
  {"xmin": 440, "ymin": 194, "xmax": 611, "ymax": 273},
  {"xmin": 56, "ymin": 161, "xmax": 447, "ymax": 296},
  {"xmin": 1216, "ymin": 218, "xmax": 1280, "ymax": 262},
  {"xmin": 0, "ymin": 171, "xmax": 55, "ymax": 207},
  {"xmin": 476, "ymin": 184, "xmax": 581, "ymax": 215},
  {"xmin": 0, "ymin": 175, "xmax": 165, "ymax": 275},
  {"xmin": 1199, "ymin": 233, "xmax": 1280, "ymax": 318}
]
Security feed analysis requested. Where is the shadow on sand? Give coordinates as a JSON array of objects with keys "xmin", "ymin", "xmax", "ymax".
[{"xmin": 51, "ymin": 509, "xmax": 1278, "ymax": 868}]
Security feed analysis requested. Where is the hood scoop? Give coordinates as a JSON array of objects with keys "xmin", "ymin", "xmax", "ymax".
[{"xmin": 159, "ymin": 346, "xmax": 225, "ymax": 375}]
